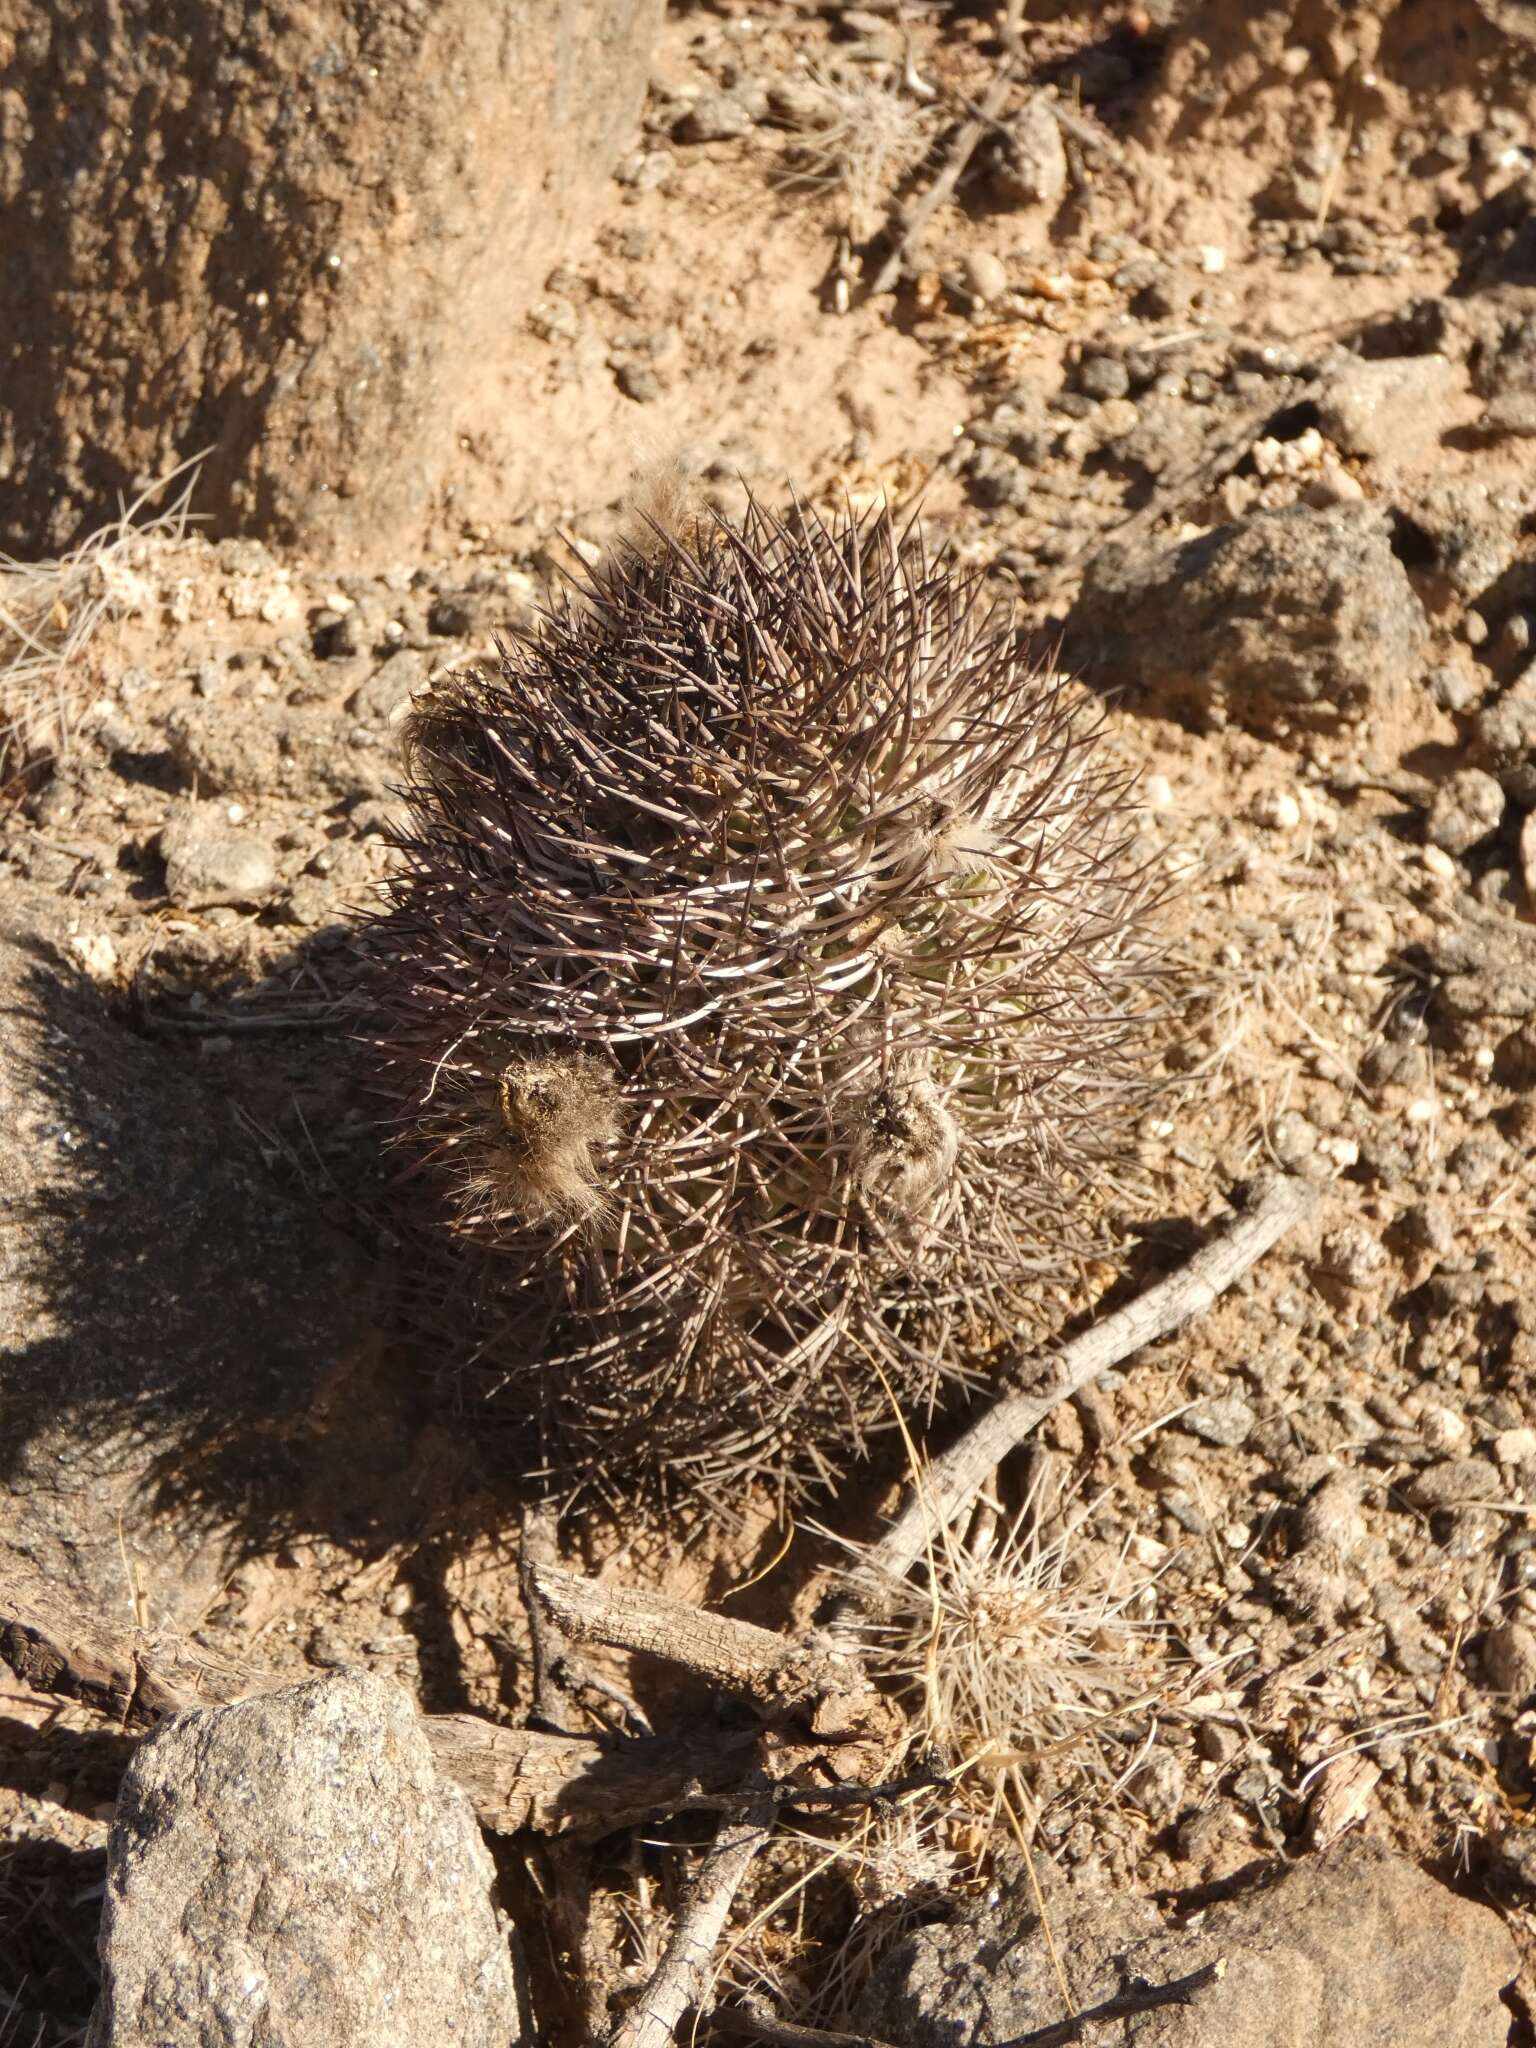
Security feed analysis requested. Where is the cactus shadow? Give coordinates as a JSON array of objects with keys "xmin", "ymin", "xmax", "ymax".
[{"xmin": 0, "ymin": 918, "xmax": 529, "ymax": 1708}]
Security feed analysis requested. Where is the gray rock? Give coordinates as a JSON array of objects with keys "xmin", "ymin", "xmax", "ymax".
[
  {"xmin": 1427, "ymin": 664, "xmax": 1479, "ymax": 713},
  {"xmin": 1474, "ymin": 693, "xmax": 1536, "ymax": 806},
  {"xmin": 1318, "ymin": 353, "xmax": 1458, "ymax": 460},
  {"xmin": 159, "ymin": 801, "xmax": 277, "ymax": 909},
  {"xmin": 1065, "ymin": 504, "xmax": 1427, "ymax": 735},
  {"xmin": 1482, "ymin": 1620, "xmax": 1536, "ymax": 1696},
  {"xmin": 88, "ymin": 1671, "xmax": 527, "ymax": 2048},
  {"xmin": 991, "ymin": 93, "xmax": 1067, "ymax": 208},
  {"xmin": 1406, "ymin": 1457, "xmax": 1503, "ymax": 1511},
  {"xmin": 1425, "ymin": 768, "xmax": 1506, "ymax": 854},
  {"xmin": 855, "ymin": 1839, "xmax": 1516, "ymax": 2047},
  {"xmin": 1184, "ymin": 1394, "xmax": 1256, "ymax": 1447},
  {"xmin": 675, "ymin": 92, "xmax": 754, "ymax": 143},
  {"xmin": 1429, "ymin": 908, "xmax": 1536, "ymax": 1030}
]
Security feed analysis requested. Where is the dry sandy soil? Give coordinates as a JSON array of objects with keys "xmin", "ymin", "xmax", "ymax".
[{"xmin": 7, "ymin": 1, "xmax": 1536, "ymax": 2040}]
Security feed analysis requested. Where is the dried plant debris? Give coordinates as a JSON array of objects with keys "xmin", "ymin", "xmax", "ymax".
[
  {"xmin": 771, "ymin": 70, "xmax": 939, "ymax": 247},
  {"xmin": 364, "ymin": 493, "xmax": 1161, "ymax": 1500},
  {"xmin": 0, "ymin": 467, "xmax": 198, "ymax": 797}
]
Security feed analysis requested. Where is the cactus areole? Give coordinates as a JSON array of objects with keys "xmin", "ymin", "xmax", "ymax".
[{"xmin": 366, "ymin": 497, "xmax": 1156, "ymax": 1500}]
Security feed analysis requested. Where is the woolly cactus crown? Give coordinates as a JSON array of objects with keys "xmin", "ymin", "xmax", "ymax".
[{"xmin": 368, "ymin": 497, "xmax": 1156, "ymax": 1501}]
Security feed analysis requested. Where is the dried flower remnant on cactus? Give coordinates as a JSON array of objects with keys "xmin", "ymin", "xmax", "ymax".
[{"xmin": 365, "ymin": 494, "xmax": 1159, "ymax": 1499}]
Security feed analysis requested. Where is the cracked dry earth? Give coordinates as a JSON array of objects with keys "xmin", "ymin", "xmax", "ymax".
[{"xmin": 8, "ymin": 0, "xmax": 1536, "ymax": 2041}]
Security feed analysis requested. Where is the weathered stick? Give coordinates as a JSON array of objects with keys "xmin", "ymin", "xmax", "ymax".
[
  {"xmin": 610, "ymin": 1793, "xmax": 776, "ymax": 2048},
  {"xmin": 526, "ymin": 1561, "xmax": 861, "ymax": 1711},
  {"xmin": 0, "ymin": 1571, "xmax": 753, "ymax": 1839},
  {"xmin": 849, "ymin": 1176, "xmax": 1314, "ymax": 1598},
  {"xmin": 707, "ymin": 2009, "xmax": 901, "ymax": 2048},
  {"xmin": 867, "ymin": 0, "xmax": 1023, "ymax": 297}
]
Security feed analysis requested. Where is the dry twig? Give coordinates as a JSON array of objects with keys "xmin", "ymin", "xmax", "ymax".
[
  {"xmin": 0, "ymin": 1570, "xmax": 752, "ymax": 1839},
  {"xmin": 610, "ymin": 1791, "xmax": 777, "ymax": 2048},
  {"xmin": 843, "ymin": 1175, "xmax": 1314, "ymax": 1602},
  {"xmin": 867, "ymin": 46, "xmax": 1019, "ymax": 295},
  {"xmin": 527, "ymin": 1562, "xmax": 861, "ymax": 1713}
]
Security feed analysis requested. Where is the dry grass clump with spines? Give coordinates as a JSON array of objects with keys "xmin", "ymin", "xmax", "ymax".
[
  {"xmin": 837, "ymin": 1481, "xmax": 1165, "ymax": 1817},
  {"xmin": 366, "ymin": 493, "xmax": 1160, "ymax": 1500},
  {"xmin": 0, "ymin": 469, "xmax": 197, "ymax": 799},
  {"xmin": 772, "ymin": 68, "xmax": 938, "ymax": 246}
]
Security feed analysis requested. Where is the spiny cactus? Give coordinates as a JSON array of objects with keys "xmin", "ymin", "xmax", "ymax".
[{"xmin": 366, "ymin": 495, "xmax": 1158, "ymax": 1501}]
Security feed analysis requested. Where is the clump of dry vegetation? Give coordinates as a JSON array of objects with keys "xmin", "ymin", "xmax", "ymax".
[{"xmin": 0, "ymin": 469, "xmax": 197, "ymax": 798}]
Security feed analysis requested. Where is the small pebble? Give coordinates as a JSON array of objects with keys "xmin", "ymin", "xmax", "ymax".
[
  {"xmin": 1405, "ymin": 1456, "xmax": 1501, "ymax": 1510},
  {"xmin": 1318, "ymin": 1134, "xmax": 1359, "ymax": 1170},
  {"xmin": 1482, "ymin": 1621, "xmax": 1536, "ymax": 1696},
  {"xmin": 1270, "ymin": 1109, "xmax": 1317, "ymax": 1170},
  {"xmin": 306, "ymin": 1627, "xmax": 353, "ymax": 1670},
  {"xmin": 962, "ymin": 249, "xmax": 1009, "ymax": 303},
  {"xmin": 1425, "ymin": 769, "xmax": 1505, "ymax": 854},
  {"xmin": 160, "ymin": 801, "xmax": 276, "ymax": 910},
  {"xmin": 1418, "ymin": 1401, "xmax": 1468, "ymax": 1452},
  {"xmin": 1250, "ymin": 789, "xmax": 1302, "ymax": 830},
  {"xmin": 1185, "ymin": 1394, "xmax": 1256, "ymax": 1448},
  {"xmin": 617, "ymin": 362, "xmax": 663, "ymax": 404},
  {"xmin": 1494, "ymin": 1427, "xmax": 1536, "ymax": 1466},
  {"xmin": 1318, "ymin": 1223, "xmax": 1387, "ymax": 1289},
  {"xmin": 675, "ymin": 93, "xmax": 754, "ymax": 143}
]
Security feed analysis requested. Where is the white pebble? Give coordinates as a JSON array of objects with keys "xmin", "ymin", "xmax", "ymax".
[
  {"xmin": 1495, "ymin": 1428, "xmax": 1536, "ymax": 1466},
  {"xmin": 1405, "ymin": 1097, "xmax": 1438, "ymax": 1125},
  {"xmin": 1421, "ymin": 845, "xmax": 1456, "ymax": 881},
  {"xmin": 1319, "ymin": 1135, "xmax": 1359, "ymax": 1169},
  {"xmin": 1198, "ymin": 245, "xmax": 1227, "ymax": 274},
  {"xmin": 1420, "ymin": 1403, "xmax": 1468, "ymax": 1451},
  {"xmin": 1250, "ymin": 788, "xmax": 1302, "ymax": 830},
  {"xmin": 1143, "ymin": 773, "xmax": 1174, "ymax": 810}
]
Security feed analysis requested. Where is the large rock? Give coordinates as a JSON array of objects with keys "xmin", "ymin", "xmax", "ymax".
[
  {"xmin": 855, "ymin": 1838, "xmax": 1517, "ymax": 2048},
  {"xmin": 0, "ymin": 885, "xmax": 373, "ymax": 1626},
  {"xmin": 88, "ymin": 1670, "xmax": 527, "ymax": 2047},
  {"xmin": 0, "ymin": 0, "xmax": 661, "ymax": 556},
  {"xmin": 1065, "ymin": 503, "xmax": 1427, "ymax": 735}
]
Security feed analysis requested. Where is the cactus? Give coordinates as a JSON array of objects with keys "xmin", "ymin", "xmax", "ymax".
[{"xmin": 365, "ymin": 496, "xmax": 1158, "ymax": 1500}]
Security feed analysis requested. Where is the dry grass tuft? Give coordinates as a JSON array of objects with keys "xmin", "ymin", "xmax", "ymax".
[
  {"xmin": 0, "ymin": 464, "xmax": 200, "ymax": 799},
  {"xmin": 839, "ymin": 1479, "xmax": 1163, "ymax": 1802},
  {"xmin": 774, "ymin": 70, "xmax": 938, "ymax": 244}
]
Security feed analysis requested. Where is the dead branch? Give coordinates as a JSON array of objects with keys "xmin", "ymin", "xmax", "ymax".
[
  {"xmin": 521, "ymin": 1498, "xmax": 579, "ymax": 1733},
  {"xmin": 0, "ymin": 1568, "xmax": 754, "ymax": 1840},
  {"xmin": 845, "ymin": 1176, "xmax": 1314, "ymax": 1603},
  {"xmin": 609, "ymin": 1790, "xmax": 776, "ymax": 2048},
  {"xmin": 866, "ymin": 0, "xmax": 1023, "ymax": 297},
  {"xmin": 526, "ymin": 1561, "xmax": 861, "ymax": 1712},
  {"xmin": 706, "ymin": 2009, "xmax": 901, "ymax": 2048},
  {"xmin": 425, "ymin": 1714, "xmax": 755, "ymax": 1838}
]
